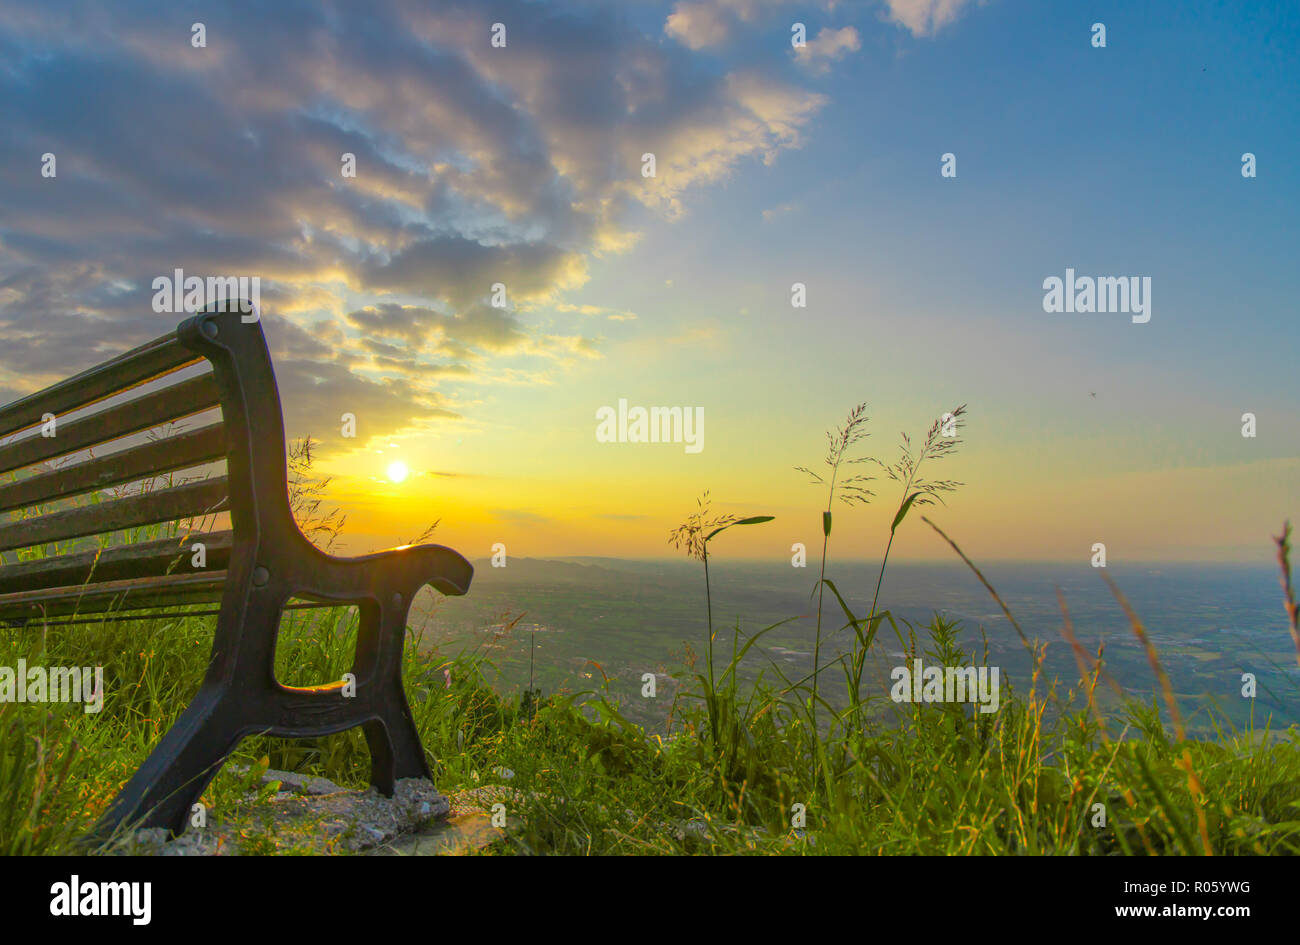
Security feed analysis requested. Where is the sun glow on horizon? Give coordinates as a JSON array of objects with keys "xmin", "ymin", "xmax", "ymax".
[{"xmin": 386, "ymin": 461, "xmax": 409, "ymax": 483}]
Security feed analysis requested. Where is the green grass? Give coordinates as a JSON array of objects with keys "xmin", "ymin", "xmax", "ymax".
[
  {"xmin": 4, "ymin": 573, "xmax": 1300, "ymax": 855},
  {"xmin": 3, "ymin": 429, "xmax": 1299, "ymax": 855}
]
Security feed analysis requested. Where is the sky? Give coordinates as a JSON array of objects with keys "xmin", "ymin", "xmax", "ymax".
[{"xmin": 0, "ymin": 0, "xmax": 1296, "ymax": 565}]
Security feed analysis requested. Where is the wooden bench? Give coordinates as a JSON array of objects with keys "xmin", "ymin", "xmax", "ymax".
[{"xmin": 0, "ymin": 300, "xmax": 473, "ymax": 839}]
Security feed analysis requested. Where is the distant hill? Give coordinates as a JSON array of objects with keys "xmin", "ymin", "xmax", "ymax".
[{"xmin": 467, "ymin": 556, "xmax": 631, "ymax": 584}]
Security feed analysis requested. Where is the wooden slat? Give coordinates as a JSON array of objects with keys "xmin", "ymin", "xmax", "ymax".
[
  {"xmin": 0, "ymin": 571, "xmax": 228, "ymax": 621},
  {"xmin": 0, "ymin": 425, "xmax": 228, "ymax": 516},
  {"xmin": 0, "ymin": 530, "xmax": 234, "ymax": 594},
  {"xmin": 0, "ymin": 425, "xmax": 227, "ymax": 515},
  {"xmin": 0, "ymin": 477, "xmax": 229, "ymax": 553},
  {"xmin": 2, "ymin": 601, "xmax": 346, "ymax": 629},
  {"xmin": 0, "ymin": 334, "xmax": 200, "ymax": 440},
  {"xmin": 0, "ymin": 373, "xmax": 221, "ymax": 477}
]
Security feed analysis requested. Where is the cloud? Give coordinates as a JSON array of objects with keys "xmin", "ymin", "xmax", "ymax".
[
  {"xmin": 491, "ymin": 508, "xmax": 551, "ymax": 524},
  {"xmin": 358, "ymin": 236, "xmax": 589, "ymax": 308},
  {"xmin": 761, "ymin": 202, "xmax": 797, "ymax": 222},
  {"xmin": 347, "ymin": 303, "xmax": 530, "ymax": 354},
  {"xmin": 665, "ymin": 0, "xmax": 803, "ymax": 49},
  {"xmin": 793, "ymin": 26, "xmax": 861, "ymax": 74},
  {"xmin": 0, "ymin": 0, "xmax": 826, "ymax": 453},
  {"xmin": 665, "ymin": 0, "xmax": 745, "ymax": 49},
  {"xmin": 664, "ymin": 0, "xmax": 975, "ymax": 49},
  {"xmin": 879, "ymin": 0, "xmax": 975, "ymax": 37},
  {"xmin": 270, "ymin": 347, "xmax": 461, "ymax": 447},
  {"xmin": 551, "ymin": 302, "xmax": 638, "ymax": 321}
]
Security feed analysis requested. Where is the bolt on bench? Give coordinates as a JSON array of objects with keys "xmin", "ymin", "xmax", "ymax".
[{"xmin": 0, "ymin": 301, "xmax": 472, "ymax": 839}]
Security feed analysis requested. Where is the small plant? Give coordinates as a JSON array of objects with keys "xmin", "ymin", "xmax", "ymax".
[
  {"xmin": 669, "ymin": 490, "xmax": 772, "ymax": 745},
  {"xmin": 287, "ymin": 435, "xmax": 347, "ymax": 551},
  {"xmin": 849, "ymin": 404, "xmax": 968, "ymax": 714},
  {"xmin": 1277, "ymin": 521, "xmax": 1298, "ymax": 665},
  {"xmin": 865, "ymin": 404, "xmax": 967, "ymax": 619},
  {"xmin": 790, "ymin": 403, "xmax": 970, "ymax": 729},
  {"xmin": 796, "ymin": 402, "xmax": 874, "ymax": 729}
]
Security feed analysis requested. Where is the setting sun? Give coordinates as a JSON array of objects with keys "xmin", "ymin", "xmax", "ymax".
[{"xmin": 386, "ymin": 461, "xmax": 408, "ymax": 483}]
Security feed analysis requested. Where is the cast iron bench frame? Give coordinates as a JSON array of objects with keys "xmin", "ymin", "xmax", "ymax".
[{"xmin": 0, "ymin": 301, "xmax": 472, "ymax": 839}]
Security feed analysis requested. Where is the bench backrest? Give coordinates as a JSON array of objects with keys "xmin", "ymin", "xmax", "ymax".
[{"xmin": 0, "ymin": 302, "xmax": 286, "ymax": 623}]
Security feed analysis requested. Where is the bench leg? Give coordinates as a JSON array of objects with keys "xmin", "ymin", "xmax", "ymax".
[
  {"xmin": 363, "ymin": 692, "xmax": 431, "ymax": 794},
  {"xmin": 357, "ymin": 595, "xmax": 431, "ymax": 793},
  {"xmin": 89, "ymin": 590, "xmax": 433, "ymax": 844},
  {"xmin": 89, "ymin": 686, "xmax": 246, "ymax": 843}
]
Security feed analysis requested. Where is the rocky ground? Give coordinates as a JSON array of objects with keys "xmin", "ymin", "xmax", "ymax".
[{"xmin": 117, "ymin": 770, "xmax": 516, "ymax": 856}]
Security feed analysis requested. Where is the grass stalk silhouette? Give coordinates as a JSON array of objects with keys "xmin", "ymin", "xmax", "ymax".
[
  {"xmin": 796, "ymin": 403, "xmax": 873, "ymax": 733},
  {"xmin": 669, "ymin": 491, "xmax": 772, "ymax": 746}
]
